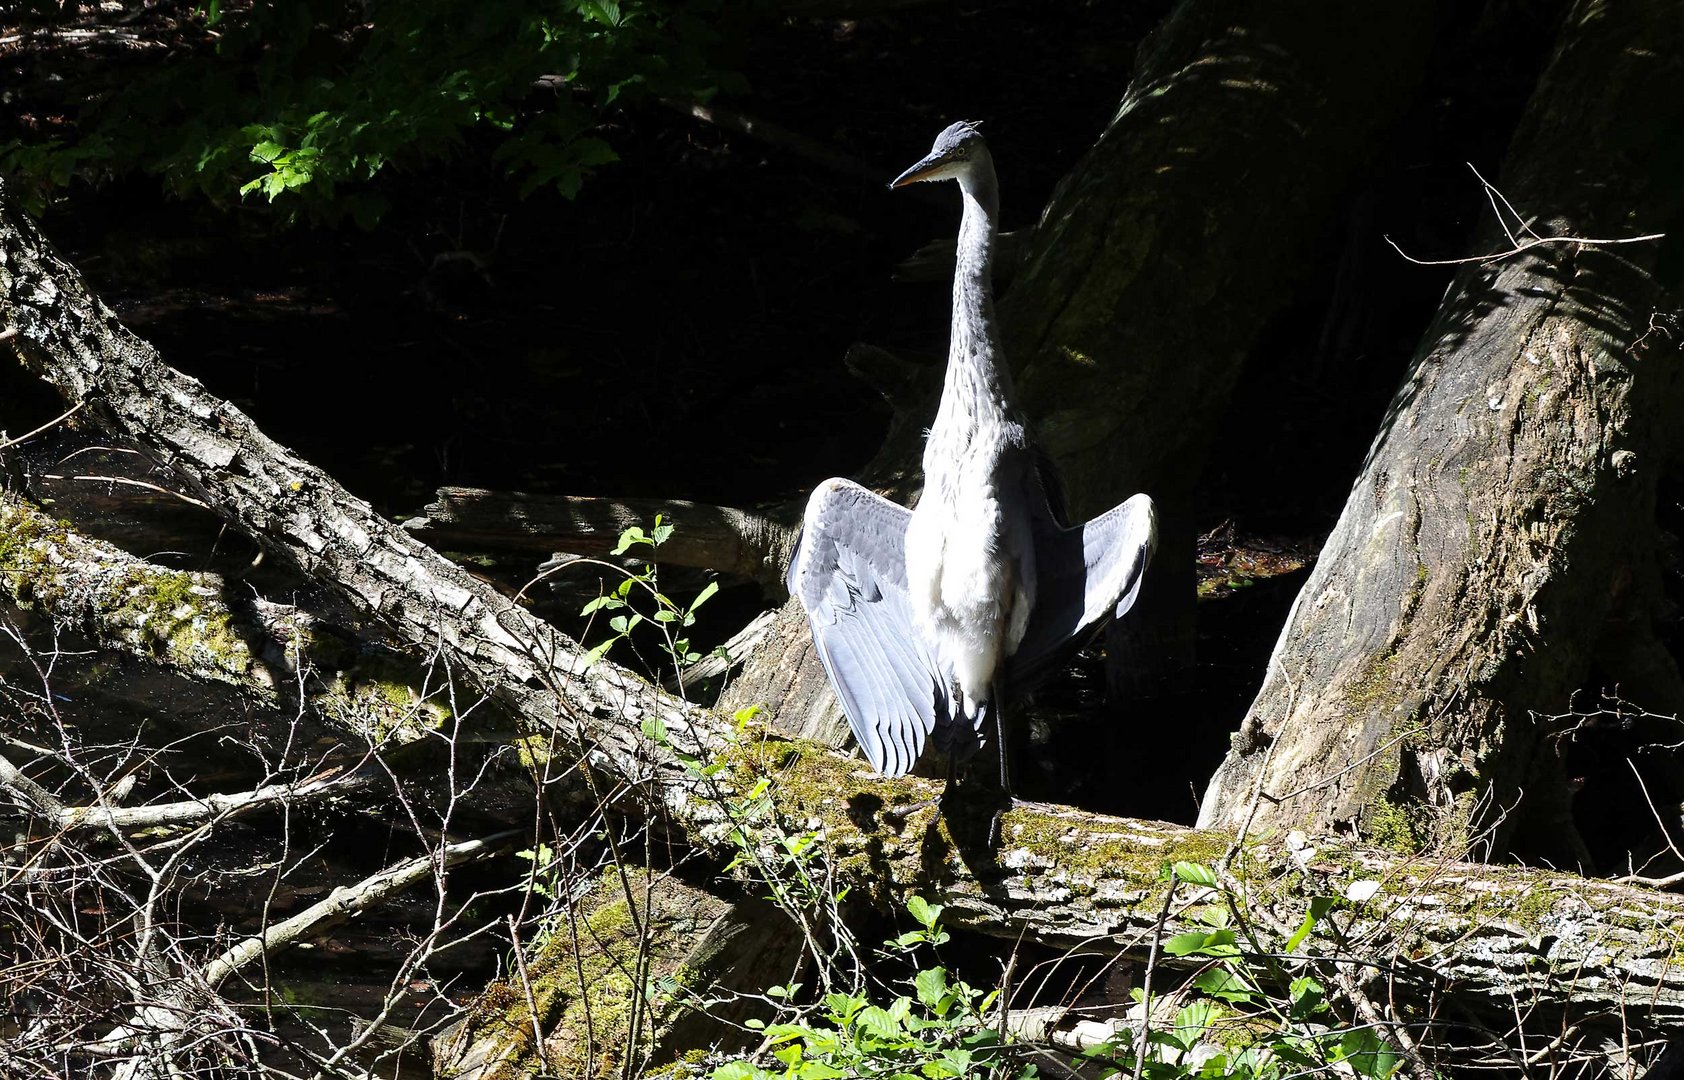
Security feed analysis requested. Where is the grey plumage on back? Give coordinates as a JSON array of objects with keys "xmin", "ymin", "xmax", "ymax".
[{"xmin": 789, "ymin": 121, "xmax": 1157, "ymax": 782}]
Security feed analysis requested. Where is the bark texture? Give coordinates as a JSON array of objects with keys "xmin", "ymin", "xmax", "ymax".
[
  {"xmin": 1003, "ymin": 0, "xmax": 1436, "ymax": 519},
  {"xmin": 1198, "ymin": 0, "xmax": 1684, "ymax": 866}
]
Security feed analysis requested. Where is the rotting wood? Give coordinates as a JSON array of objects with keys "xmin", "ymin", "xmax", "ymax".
[{"xmin": 403, "ymin": 486, "xmax": 797, "ymax": 591}]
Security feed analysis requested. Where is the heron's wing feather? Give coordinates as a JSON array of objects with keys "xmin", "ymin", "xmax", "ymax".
[
  {"xmin": 789, "ymin": 479, "xmax": 945, "ymax": 777},
  {"xmin": 1008, "ymin": 493, "xmax": 1157, "ymax": 694}
]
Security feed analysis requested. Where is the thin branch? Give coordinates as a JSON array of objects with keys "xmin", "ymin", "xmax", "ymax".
[
  {"xmin": 1385, "ymin": 161, "xmax": 1664, "ymax": 266},
  {"xmin": 1384, "ymin": 229, "xmax": 1664, "ymax": 266},
  {"xmin": 0, "ymin": 760, "xmax": 378, "ymax": 833},
  {"xmin": 0, "ymin": 401, "xmax": 83, "ymax": 451},
  {"xmin": 33, "ymin": 473, "xmax": 210, "ymax": 507},
  {"xmin": 200, "ymin": 831, "xmax": 517, "ymax": 989}
]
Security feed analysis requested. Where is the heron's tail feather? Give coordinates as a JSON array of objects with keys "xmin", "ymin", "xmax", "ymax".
[{"xmin": 932, "ymin": 693, "xmax": 988, "ymax": 764}]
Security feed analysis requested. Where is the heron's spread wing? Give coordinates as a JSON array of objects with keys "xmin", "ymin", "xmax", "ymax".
[
  {"xmin": 788, "ymin": 478, "xmax": 945, "ymax": 777},
  {"xmin": 1007, "ymin": 493, "xmax": 1157, "ymax": 694}
]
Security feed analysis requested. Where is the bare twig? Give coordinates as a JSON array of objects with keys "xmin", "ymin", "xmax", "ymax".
[
  {"xmin": 0, "ymin": 401, "xmax": 83, "ymax": 451},
  {"xmin": 200, "ymin": 831, "xmax": 516, "ymax": 988},
  {"xmin": 1385, "ymin": 161, "xmax": 1664, "ymax": 266}
]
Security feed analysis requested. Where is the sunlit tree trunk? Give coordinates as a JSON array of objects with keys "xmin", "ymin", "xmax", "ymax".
[{"xmin": 1198, "ymin": 0, "xmax": 1684, "ymax": 871}]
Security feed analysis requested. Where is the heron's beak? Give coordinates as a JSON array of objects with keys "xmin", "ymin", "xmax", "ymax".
[{"xmin": 889, "ymin": 154, "xmax": 949, "ymax": 189}]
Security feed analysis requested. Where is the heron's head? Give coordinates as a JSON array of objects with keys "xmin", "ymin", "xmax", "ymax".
[{"xmin": 890, "ymin": 121, "xmax": 989, "ymax": 189}]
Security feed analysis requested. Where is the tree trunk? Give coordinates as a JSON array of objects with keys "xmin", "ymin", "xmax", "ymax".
[
  {"xmin": 1197, "ymin": 0, "xmax": 1684, "ymax": 871},
  {"xmin": 402, "ymin": 486, "xmax": 797, "ymax": 591},
  {"xmin": 1001, "ymin": 0, "xmax": 1441, "ymax": 675}
]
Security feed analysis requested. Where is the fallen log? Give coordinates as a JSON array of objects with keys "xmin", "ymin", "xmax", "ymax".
[{"xmin": 402, "ymin": 487, "xmax": 797, "ymax": 592}]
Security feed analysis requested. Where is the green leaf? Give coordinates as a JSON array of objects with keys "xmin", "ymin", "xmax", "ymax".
[
  {"xmin": 584, "ymin": 639, "xmax": 614, "ymax": 666},
  {"xmin": 1170, "ymin": 999, "xmax": 1219, "ymax": 1051},
  {"xmin": 1192, "ymin": 966, "xmax": 1254, "ymax": 1004},
  {"xmin": 640, "ymin": 716, "xmax": 668, "ymax": 743},
  {"xmin": 906, "ymin": 895, "xmax": 941, "ymax": 929},
  {"xmin": 1288, "ymin": 975, "xmax": 1326, "ymax": 1020},
  {"xmin": 1163, "ymin": 929, "xmax": 1237, "ymax": 957},
  {"xmin": 1338, "ymin": 1028, "xmax": 1400, "ymax": 1078},
  {"xmin": 691, "ymin": 580, "xmax": 720, "ymax": 610},
  {"xmin": 1171, "ymin": 861, "xmax": 1218, "ymax": 886},
  {"xmin": 823, "ymin": 992, "xmax": 864, "ymax": 1024},
  {"xmin": 854, "ymin": 1005, "xmax": 903, "ymax": 1041},
  {"xmin": 612, "ymin": 525, "xmax": 647, "ymax": 555},
  {"xmin": 914, "ymin": 966, "xmax": 948, "ymax": 1007},
  {"xmin": 709, "ymin": 1063, "xmax": 761, "ymax": 1080}
]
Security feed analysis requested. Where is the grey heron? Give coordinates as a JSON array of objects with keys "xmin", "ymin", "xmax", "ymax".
[{"xmin": 787, "ymin": 121, "xmax": 1157, "ymax": 797}]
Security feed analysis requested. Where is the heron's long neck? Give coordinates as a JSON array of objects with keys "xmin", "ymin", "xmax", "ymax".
[{"xmin": 933, "ymin": 164, "xmax": 1012, "ymax": 448}]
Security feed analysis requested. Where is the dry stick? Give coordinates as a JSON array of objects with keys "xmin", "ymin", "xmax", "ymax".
[
  {"xmin": 994, "ymin": 930, "xmax": 1025, "ymax": 1068},
  {"xmin": 1385, "ymin": 162, "xmax": 1665, "ymax": 266},
  {"xmin": 1624, "ymin": 757, "xmax": 1684, "ymax": 868},
  {"xmin": 0, "ymin": 401, "xmax": 83, "ymax": 451},
  {"xmin": 200, "ymin": 831, "xmax": 517, "ymax": 989},
  {"xmin": 507, "ymin": 913, "xmax": 555, "ymax": 1076},
  {"xmin": 0, "ymin": 759, "xmax": 375, "ymax": 833},
  {"xmin": 0, "ymin": 750, "xmax": 70, "ymax": 822},
  {"xmin": 33, "ymin": 472, "xmax": 210, "ymax": 507},
  {"xmin": 1128, "ymin": 880, "xmax": 1177, "ymax": 1080}
]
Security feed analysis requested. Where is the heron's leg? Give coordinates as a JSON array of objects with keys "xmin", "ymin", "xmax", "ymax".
[
  {"xmin": 988, "ymin": 679, "xmax": 1009, "ymax": 847},
  {"xmin": 993, "ymin": 679, "xmax": 1012, "ymax": 799}
]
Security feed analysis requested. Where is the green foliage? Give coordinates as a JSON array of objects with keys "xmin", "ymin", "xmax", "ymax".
[
  {"xmin": 515, "ymin": 841, "xmax": 561, "ymax": 902},
  {"xmin": 6, "ymin": 0, "xmax": 748, "ymax": 220},
  {"xmin": 1084, "ymin": 862, "xmax": 1406, "ymax": 1080},
  {"xmin": 580, "ymin": 514, "xmax": 721, "ymax": 672},
  {"xmin": 709, "ymin": 897, "xmax": 1025, "ymax": 1080}
]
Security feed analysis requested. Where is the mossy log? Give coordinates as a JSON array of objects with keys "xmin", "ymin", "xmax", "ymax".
[
  {"xmin": 0, "ymin": 486, "xmax": 488, "ymax": 753},
  {"xmin": 434, "ymin": 868, "xmax": 804, "ymax": 1079},
  {"xmin": 1197, "ymin": 0, "xmax": 1684, "ymax": 870},
  {"xmin": 0, "ymin": 488, "xmax": 269, "ymax": 687}
]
